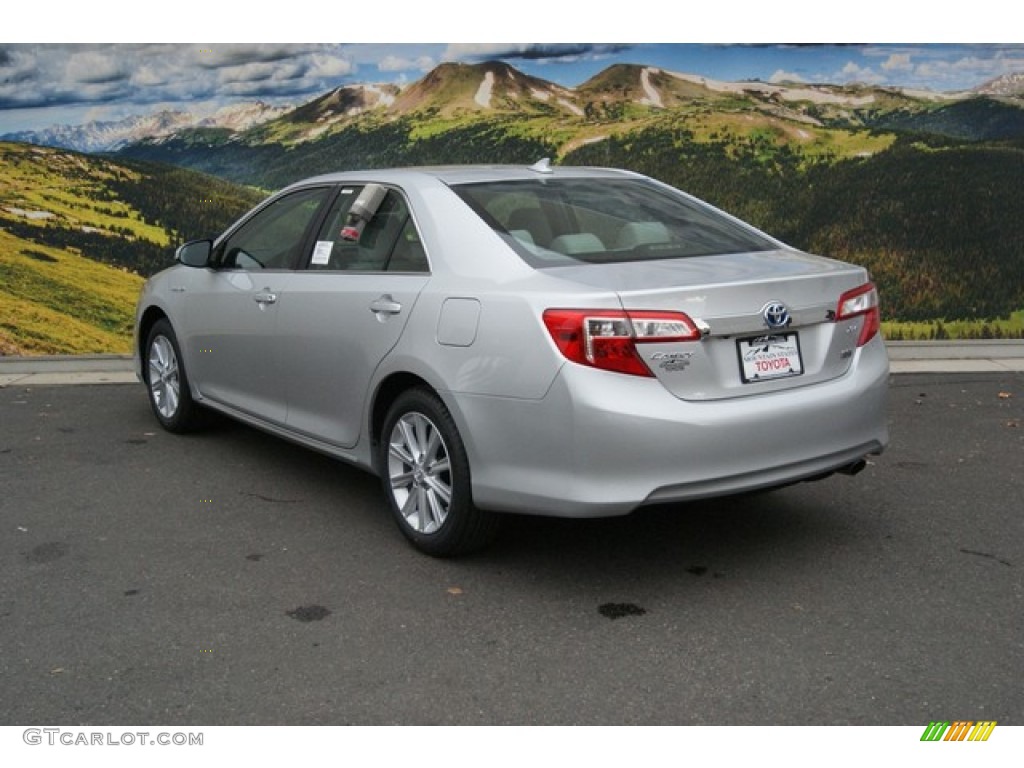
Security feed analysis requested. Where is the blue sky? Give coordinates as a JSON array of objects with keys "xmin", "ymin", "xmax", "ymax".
[{"xmin": 2, "ymin": 39, "xmax": 1022, "ymax": 133}]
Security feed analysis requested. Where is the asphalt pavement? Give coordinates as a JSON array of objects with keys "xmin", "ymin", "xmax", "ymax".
[{"xmin": 0, "ymin": 361, "xmax": 1021, "ymax": 725}]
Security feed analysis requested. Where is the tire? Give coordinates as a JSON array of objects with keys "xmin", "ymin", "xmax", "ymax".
[
  {"xmin": 144, "ymin": 318, "xmax": 204, "ymax": 433},
  {"xmin": 379, "ymin": 388, "xmax": 500, "ymax": 557}
]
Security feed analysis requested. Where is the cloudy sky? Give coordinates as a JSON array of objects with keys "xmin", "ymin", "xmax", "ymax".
[{"xmin": 2, "ymin": 42, "xmax": 1021, "ymax": 133}]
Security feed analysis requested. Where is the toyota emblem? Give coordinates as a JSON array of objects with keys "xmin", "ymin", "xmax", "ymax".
[{"xmin": 762, "ymin": 301, "xmax": 791, "ymax": 329}]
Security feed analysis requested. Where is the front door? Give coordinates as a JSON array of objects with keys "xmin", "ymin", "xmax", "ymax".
[{"xmin": 182, "ymin": 186, "xmax": 330, "ymax": 424}]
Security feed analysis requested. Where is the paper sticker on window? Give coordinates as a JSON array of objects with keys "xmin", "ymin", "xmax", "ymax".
[
  {"xmin": 340, "ymin": 188, "xmax": 355, "ymax": 195},
  {"xmin": 311, "ymin": 240, "xmax": 334, "ymax": 266}
]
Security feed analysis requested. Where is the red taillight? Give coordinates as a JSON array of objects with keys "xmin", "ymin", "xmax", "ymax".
[
  {"xmin": 543, "ymin": 309, "xmax": 700, "ymax": 377},
  {"xmin": 836, "ymin": 283, "xmax": 880, "ymax": 347}
]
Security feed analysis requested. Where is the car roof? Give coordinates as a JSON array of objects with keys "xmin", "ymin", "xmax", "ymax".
[{"xmin": 288, "ymin": 162, "xmax": 645, "ymax": 190}]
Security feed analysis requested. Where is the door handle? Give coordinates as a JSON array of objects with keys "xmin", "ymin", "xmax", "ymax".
[
  {"xmin": 370, "ymin": 295, "xmax": 402, "ymax": 315},
  {"xmin": 254, "ymin": 289, "xmax": 278, "ymax": 306}
]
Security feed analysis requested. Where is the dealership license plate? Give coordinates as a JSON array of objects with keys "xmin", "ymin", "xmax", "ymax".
[{"xmin": 738, "ymin": 333, "xmax": 804, "ymax": 383}]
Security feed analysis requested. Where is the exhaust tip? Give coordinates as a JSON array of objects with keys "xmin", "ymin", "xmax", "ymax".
[{"xmin": 838, "ymin": 459, "xmax": 867, "ymax": 476}]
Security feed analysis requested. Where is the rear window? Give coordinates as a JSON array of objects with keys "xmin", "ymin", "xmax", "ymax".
[{"xmin": 452, "ymin": 178, "xmax": 776, "ymax": 267}]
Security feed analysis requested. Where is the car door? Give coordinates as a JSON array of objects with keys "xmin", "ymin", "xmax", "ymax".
[
  {"xmin": 273, "ymin": 184, "xmax": 431, "ymax": 448},
  {"xmin": 182, "ymin": 186, "xmax": 331, "ymax": 423}
]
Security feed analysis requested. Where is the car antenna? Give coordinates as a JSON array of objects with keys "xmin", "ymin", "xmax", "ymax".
[{"xmin": 528, "ymin": 157, "xmax": 553, "ymax": 174}]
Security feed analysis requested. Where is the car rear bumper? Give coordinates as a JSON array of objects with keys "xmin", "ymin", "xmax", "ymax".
[{"xmin": 448, "ymin": 337, "xmax": 890, "ymax": 518}]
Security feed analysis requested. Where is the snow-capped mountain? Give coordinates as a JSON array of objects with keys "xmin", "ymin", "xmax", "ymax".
[
  {"xmin": 1, "ymin": 101, "xmax": 290, "ymax": 153},
  {"xmin": 974, "ymin": 72, "xmax": 1024, "ymax": 96}
]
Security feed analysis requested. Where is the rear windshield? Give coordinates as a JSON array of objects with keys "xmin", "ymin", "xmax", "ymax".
[{"xmin": 452, "ymin": 178, "xmax": 776, "ymax": 267}]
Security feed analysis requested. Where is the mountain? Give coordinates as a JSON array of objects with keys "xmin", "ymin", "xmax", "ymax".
[
  {"xmin": 0, "ymin": 141, "xmax": 265, "ymax": 354},
  {"xmin": 390, "ymin": 60, "xmax": 582, "ymax": 117},
  {"xmin": 1, "ymin": 101, "xmax": 290, "ymax": 153},
  {"xmin": 252, "ymin": 84, "xmax": 401, "ymax": 143},
  {"xmin": 873, "ymin": 97, "xmax": 1024, "ymax": 141},
  {"xmin": 973, "ymin": 71, "xmax": 1024, "ymax": 97}
]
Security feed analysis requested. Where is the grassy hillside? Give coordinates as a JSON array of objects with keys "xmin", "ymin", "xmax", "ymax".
[
  {"xmin": 0, "ymin": 228, "xmax": 142, "ymax": 354},
  {"xmin": 0, "ymin": 142, "xmax": 265, "ymax": 354}
]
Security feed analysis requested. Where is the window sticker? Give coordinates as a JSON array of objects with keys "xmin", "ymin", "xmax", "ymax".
[
  {"xmin": 311, "ymin": 240, "xmax": 334, "ymax": 266},
  {"xmin": 340, "ymin": 188, "xmax": 355, "ymax": 195}
]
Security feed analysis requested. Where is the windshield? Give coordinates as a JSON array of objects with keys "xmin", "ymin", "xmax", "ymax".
[{"xmin": 452, "ymin": 178, "xmax": 776, "ymax": 267}]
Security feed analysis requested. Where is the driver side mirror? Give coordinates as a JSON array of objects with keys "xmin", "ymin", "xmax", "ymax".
[{"xmin": 176, "ymin": 239, "xmax": 213, "ymax": 268}]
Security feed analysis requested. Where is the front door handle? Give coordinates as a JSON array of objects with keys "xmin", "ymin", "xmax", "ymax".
[{"xmin": 370, "ymin": 295, "xmax": 402, "ymax": 315}]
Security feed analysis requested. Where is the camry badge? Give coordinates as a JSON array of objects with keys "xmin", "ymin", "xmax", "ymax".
[{"xmin": 762, "ymin": 301, "xmax": 791, "ymax": 330}]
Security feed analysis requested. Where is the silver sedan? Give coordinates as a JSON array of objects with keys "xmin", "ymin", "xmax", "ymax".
[{"xmin": 134, "ymin": 162, "xmax": 889, "ymax": 556}]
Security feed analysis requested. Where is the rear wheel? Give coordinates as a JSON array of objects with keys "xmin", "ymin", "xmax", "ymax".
[
  {"xmin": 379, "ymin": 388, "xmax": 499, "ymax": 557},
  {"xmin": 144, "ymin": 318, "xmax": 203, "ymax": 433}
]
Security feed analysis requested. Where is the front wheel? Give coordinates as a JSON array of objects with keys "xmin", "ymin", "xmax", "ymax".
[
  {"xmin": 379, "ymin": 388, "xmax": 499, "ymax": 557},
  {"xmin": 144, "ymin": 318, "xmax": 204, "ymax": 433}
]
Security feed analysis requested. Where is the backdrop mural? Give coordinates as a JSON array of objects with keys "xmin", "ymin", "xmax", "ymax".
[{"xmin": 1, "ymin": 43, "xmax": 1023, "ymax": 354}]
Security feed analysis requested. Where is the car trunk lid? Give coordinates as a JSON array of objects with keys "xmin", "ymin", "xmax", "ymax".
[{"xmin": 545, "ymin": 249, "xmax": 873, "ymax": 401}]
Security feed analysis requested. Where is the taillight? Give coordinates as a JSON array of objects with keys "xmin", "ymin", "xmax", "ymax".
[
  {"xmin": 543, "ymin": 309, "xmax": 700, "ymax": 377},
  {"xmin": 836, "ymin": 283, "xmax": 880, "ymax": 347}
]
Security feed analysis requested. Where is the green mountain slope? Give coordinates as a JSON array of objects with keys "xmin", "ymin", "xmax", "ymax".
[
  {"xmin": 873, "ymin": 97, "xmax": 1024, "ymax": 141},
  {"xmin": 0, "ymin": 142, "xmax": 264, "ymax": 354}
]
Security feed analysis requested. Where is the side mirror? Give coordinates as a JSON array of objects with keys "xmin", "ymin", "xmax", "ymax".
[{"xmin": 176, "ymin": 239, "xmax": 213, "ymax": 268}]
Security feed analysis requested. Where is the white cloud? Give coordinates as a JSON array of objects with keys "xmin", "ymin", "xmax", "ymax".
[
  {"xmin": 378, "ymin": 54, "xmax": 435, "ymax": 73},
  {"xmin": 839, "ymin": 61, "xmax": 883, "ymax": 84},
  {"xmin": 881, "ymin": 53, "xmax": 913, "ymax": 72},
  {"xmin": 307, "ymin": 53, "xmax": 355, "ymax": 80},
  {"xmin": 769, "ymin": 69, "xmax": 805, "ymax": 84}
]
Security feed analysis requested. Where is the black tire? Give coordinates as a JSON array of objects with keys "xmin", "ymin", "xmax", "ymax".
[
  {"xmin": 143, "ymin": 318, "xmax": 204, "ymax": 433},
  {"xmin": 378, "ymin": 387, "xmax": 500, "ymax": 557}
]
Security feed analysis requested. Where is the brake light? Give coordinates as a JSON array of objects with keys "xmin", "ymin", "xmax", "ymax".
[
  {"xmin": 836, "ymin": 283, "xmax": 880, "ymax": 347},
  {"xmin": 543, "ymin": 309, "xmax": 700, "ymax": 377}
]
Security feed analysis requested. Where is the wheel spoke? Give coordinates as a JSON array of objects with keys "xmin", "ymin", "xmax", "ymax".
[
  {"xmin": 424, "ymin": 487, "xmax": 447, "ymax": 529},
  {"xmin": 427, "ymin": 457, "xmax": 450, "ymax": 476},
  {"xmin": 425, "ymin": 475, "xmax": 451, "ymax": 506},
  {"xmin": 165, "ymin": 380, "xmax": 179, "ymax": 416},
  {"xmin": 400, "ymin": 484, "xmax": 418, "ymax": 519},
  {"xmin": 388, "ymin": 441, "xmax": 416, "ymax": 467},
  {"xmin": 424, "ymin": 427, "xmax": 442, "ymax": 463},
  {"xmin": 398, "ymin": 417, "xmax": 422, "ymax": 461},
  {"xmin": 390, "ymin": 469, "xmax": 415, "ymax": 489},
  {"xmin": 415, "ymin": 486, "xmax": 430, "ymax": 532}
]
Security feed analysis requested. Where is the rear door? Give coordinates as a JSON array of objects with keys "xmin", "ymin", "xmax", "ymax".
[{"xmin": 274, "ymin": 185, "xmax": 431, "ymax": 448}]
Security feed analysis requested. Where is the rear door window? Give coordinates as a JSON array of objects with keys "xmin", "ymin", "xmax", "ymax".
[{"xmin": 307, "ymin": 187, "xmax": 428, "ymax": 273}]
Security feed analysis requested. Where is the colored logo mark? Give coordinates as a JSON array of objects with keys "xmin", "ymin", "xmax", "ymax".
[{"xmin": 920, "ymin": 721, "xmax": 996, "ymax": 742}]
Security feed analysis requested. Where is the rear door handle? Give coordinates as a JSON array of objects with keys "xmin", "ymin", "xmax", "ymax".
[
  {"xmin": 370, "ymin": 295, "xmax": 402, "ymax": 315},
  {"xmin": 254, "ymin": 289, "xmax": 278, "ymax": 306}
]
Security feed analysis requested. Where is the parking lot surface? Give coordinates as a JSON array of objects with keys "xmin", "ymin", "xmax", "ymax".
[{"xmin": 1, "ymin": 373, "xmax": 1021, "ymax": 724}]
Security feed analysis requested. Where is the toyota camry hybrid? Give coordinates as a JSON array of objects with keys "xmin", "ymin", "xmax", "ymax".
[{"xmin": 135, "ymin": 161, "xmax": 889, "ymax": 556}]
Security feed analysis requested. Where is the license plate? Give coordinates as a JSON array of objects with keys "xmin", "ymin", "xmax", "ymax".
[{"xmin": 737, "ymin": 333, "xmax": 803, "ymax": 383}]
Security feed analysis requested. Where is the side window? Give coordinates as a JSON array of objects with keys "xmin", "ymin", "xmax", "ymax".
[
  {"xmin": 218, "ymin": 187, "xmax": 327, "ymax": 271},
  {"xmin": 308, "ymin": 187, "xmax": 428, "ymax": 272}
]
